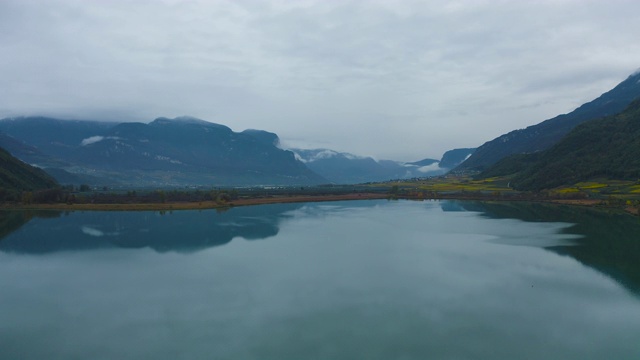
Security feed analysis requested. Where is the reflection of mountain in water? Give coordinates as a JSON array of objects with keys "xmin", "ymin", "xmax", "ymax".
[
  {"xmin": 5, "ymin": 199, "xmax": 639, "ymax": 297},
  {"xmin": 439, "ymin": 201, "xmax": 467, "ymax": 212},
  {"xmin": 0, "ymin": 203, "xmax": 303, "ymax": 254},
  {"xmin": 454, "ymin": 201, "xmax": 640, "ymax": 296},
  {"xmin": 0, "ymin": 210, "xmax": 62, "ymax": 240}
]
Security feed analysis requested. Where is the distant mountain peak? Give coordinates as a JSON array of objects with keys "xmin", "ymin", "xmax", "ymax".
[
  {"xmin": 151, "ymin": 116, "xmax": 211, "ymax": 125},
  {"xmin": 291, "ymin": 148, "xmax": 365, "ymax": 163},
  {"xmin": 241, "ymin": 129, "xmax": 281, "ymax": 147},
  {"xmin": 153, "ymin": 116, "xmax": 206, "ymax": 123},
  {"xmin": 150, "ymin": 116, "xmax": 232, "ymax": 131},
  {"xmin": 406, "ymin": 158, "xmax": 438, "ymax": 167},
  {"xmin": 288, "ymin": 147, "xmax": 452, "ymax": 184}
]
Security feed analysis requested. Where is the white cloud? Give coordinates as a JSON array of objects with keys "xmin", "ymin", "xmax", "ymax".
[
  {"xmin": 343, "ymin": 153, "xmax": 365, "ymax": 160},
  {"xmin": 417, "ymin": 163, "xmax": 443, "ymax": 174},
  {"xmin": 311, "ymin": 149, "xmax": 339, "ymax": 161},
  {"xmin": 80, "ymin": 136, "xmax": 105, "ymax": 146},
  {"xmin": 292, "ymin": 152, "xmax": 307, "ymax": 163},
  {"xmin": 80, "ymin": 135, "xmax": 121, "ymax": 146}
]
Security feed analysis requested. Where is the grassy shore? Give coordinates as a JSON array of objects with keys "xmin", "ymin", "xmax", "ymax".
[
  {"xmin": 2, "ymin": 193, "xmax": 389, "ymax": 211},
  {"xmin": 3, "ymin": 175, "xmax": 639, "ymax": 216},
  {"xmin": 3, "ymin": 193, "xmax": 638, "ymax": 217}
]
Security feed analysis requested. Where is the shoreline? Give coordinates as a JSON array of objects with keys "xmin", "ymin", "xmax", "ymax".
[
  {"xmin": 1, "ymin": 193, "xmax": 637, "ymax": 216},
  {"xmin": 0, "ymin": 193, "xmax": 390, "ymax": 211},
  {"xmin": 545, "ymin": 198, "xmax": 639, "ymax": 216}
]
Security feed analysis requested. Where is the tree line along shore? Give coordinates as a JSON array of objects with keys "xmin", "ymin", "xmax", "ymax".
[{"xmin": 2, "ymin": 178, "xmax": 639, "ymax": 216}]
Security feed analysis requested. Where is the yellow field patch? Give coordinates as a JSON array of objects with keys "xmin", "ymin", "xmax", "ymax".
[
  {"xmin": 553, "ymin": 187, "xmax": 579, "ymax": 194},
  {"xmin": 575, "ymin": 182, "xmax": 607, "ymax": 189}
]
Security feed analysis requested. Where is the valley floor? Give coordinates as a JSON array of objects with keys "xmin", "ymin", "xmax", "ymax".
[{"xmin": 3, "ymin": 176, "xmax": 639, "ymax": 216}]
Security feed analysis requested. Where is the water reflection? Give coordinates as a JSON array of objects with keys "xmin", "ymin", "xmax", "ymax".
[
  {"xmin": 0, "ymin": 210, "xmax": 61, "ymax": 239},
  {"xmin": 1, "ymin": 200, "xmax": 640, "ymax": 359},
  {"xmin": 3, "ymin": 200, "xmax": 639, "ymax": 297},
  {"xmin": 0, "ymin": 203, "xmax": 303, "ymax": 254},
  {"xmin": 455, "ymin": 201, "xmax": 640, "ymax": 295}
]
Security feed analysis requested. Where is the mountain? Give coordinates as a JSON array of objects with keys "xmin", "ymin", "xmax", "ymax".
[
  {"xmin": 42, "ymin": 168, "xmax": 106, "ymax": 186},
  {"xmin": 439, "ymin": 148, "xmax": 475, "ymax": 169},
  {"xmin": 0, "ymin": 131, "xmax": 67, "ymax": 168},
  {"xmin": 0, "ymin": 116, "xmax": 326, "ymax": 187},
  {"xmin": 290, "ymin": 148, "xmax": 442, "ymax": 184},
  {"xmin": 406, "ymin": 158, "xmax": 439, "ymax": 167},
  {"xmin": 456, "ymin": 70, "xmax": 640, "ymax": 171},
  {"xmin": 291, "ymin": 147, "xmax": 476, "ymax": 184},
  {"xmin": 0, "ymin": 146, "xmax": 58, "ymax": 193},
  {"xmin": 241, "ymin": 129, "xmax": 280, "ymax": 147},
  {"xmin": 0, "ymin": 117, "xmax": 115, "ymax": 164},
  {"xmin": 292, "ymin": 149, "xmax": 405, "ymax": 184},
  {"xmin": 480, "ymin": 98, "xmax": 640, "ymax": 191}
]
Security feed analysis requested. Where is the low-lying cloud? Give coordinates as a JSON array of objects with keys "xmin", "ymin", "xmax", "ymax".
[
  {"xmin": 2, "ymin": 0, "xmax": 640, "ymax": 160},
  {"xmin": 417, "ymin": 163, "xmax": 443, "ymax": 174},
  {"xmin": 80, "ymin": 136, "xmax": 120, "ymax": 146}
]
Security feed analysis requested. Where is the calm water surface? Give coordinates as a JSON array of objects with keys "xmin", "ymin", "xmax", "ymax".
[{"xmin": 1, "ymin": 200, "xmax": 639, "ymax": 359}]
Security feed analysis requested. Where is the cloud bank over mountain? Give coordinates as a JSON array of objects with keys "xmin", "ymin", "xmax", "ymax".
[{"xmin": 1, "ymin": 0, "xmax": 640, "ymax": 160}]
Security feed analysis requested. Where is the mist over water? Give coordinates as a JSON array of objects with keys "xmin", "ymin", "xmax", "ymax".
[{"xmin": 1, "ymin": 200, "xmax": 639, "ymax": 359}]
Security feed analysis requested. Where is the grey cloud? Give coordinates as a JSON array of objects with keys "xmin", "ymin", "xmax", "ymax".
[{"xmin": 1, "ymin": 0, "xmax": 640, "ymax": 160}]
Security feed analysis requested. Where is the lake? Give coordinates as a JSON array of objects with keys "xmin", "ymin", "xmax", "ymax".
[{"xmin": 1, "ymin": 200, "xmax": 639, "ymax": 359}]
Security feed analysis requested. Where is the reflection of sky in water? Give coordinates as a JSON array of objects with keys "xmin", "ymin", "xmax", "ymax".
[{"xmin": 1, "ymin": 200, "xmax": 639, "ymax": 359}]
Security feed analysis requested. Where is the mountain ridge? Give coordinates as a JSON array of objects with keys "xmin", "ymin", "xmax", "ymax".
[
  {"xmin": 456, "ymin": 71, "xmax": 640, "ymax": 171},
  {"xmin": 291, "ymin": 147, "xmax": 475, "ymax": 184},
  {"xmin": 479, "ymin": 98, "xmax": 640, "ymax": 190},
  {"xmin": 0, "ymin": 146, "xmax": 58, "ymax": 196},
  {"xmin": 0, "ymin": 116, "xmax": 326, "ymax": 187}
]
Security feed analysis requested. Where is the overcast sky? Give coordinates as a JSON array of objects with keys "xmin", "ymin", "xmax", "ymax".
[{"xmin": 1, "ymin": 0, "xmax": 639, "ymax": 161}]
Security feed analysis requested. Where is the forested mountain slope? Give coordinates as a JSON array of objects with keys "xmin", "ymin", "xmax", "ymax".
[
  {"xmin": 480, "ymin": 98, "xmax": 640, "ymax": 191},
  {"xmin": 457, "ymin": 70, "xmax": 640, "ymax": 171},
  {"xmin": 0, "ymin": 146, "xmax": 58, "ymax": 192}
]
